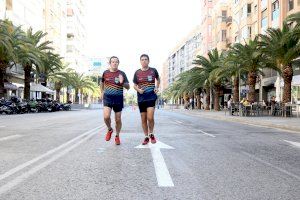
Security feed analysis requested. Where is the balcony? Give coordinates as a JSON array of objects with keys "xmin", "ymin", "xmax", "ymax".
[{"xmin": 226, "ymin": 16, "xmax": 232, "ymax": 26}]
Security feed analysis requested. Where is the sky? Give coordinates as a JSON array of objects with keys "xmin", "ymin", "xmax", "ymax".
[{"xmin": 86, "ymin": 0, "xmax": 202, "ymax": 81}]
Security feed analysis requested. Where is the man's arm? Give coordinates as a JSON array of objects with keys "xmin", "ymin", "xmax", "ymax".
[
  {"xmin": 120, "ymin": 72, "xmax": 130, "ymax": 90},
  {"xmin": 123, "ymin": 82, "xmax": 130, "ymax": 90},
  {"xmin": 154, "ymin": 69, "xmax": 160, "ymax": 93},
  {"xmin": 134, "ymin": 84, "xmax": 144, "ymax": 94}
]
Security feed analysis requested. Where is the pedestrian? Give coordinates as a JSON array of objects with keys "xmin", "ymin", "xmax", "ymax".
[
  {"xmin": 133, "ymin": 54, "xmax": 160, "ymax": 145},
  {"xmin": 101, "ymin": 56, "xmax": 130, "ymax": 145}
]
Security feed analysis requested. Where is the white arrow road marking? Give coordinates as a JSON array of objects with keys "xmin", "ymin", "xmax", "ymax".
[
  {"xmin": 284, "ymin": 140, "xmax": 300, "ymax": 149},
  {"xmin": 196, "ymin": 130, "xmax": 216, "ymax": 138},
  {"xmin": 0, "ymin": 135, "xmax": 23, "ymax": 142},
  {"xmin": 135, "ymin": 141, "xmax": 174, "ymax": 187}
]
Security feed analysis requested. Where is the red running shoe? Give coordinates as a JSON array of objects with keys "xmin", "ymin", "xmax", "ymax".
[
  {"xmin": 105, "ymin": 129, "xmax": 113, "ymax": 141},
  {"xmin": 142, "ymin": 137, "xmax": 150, "ymax": 145},
  {"xmin": 150, "ymin": 134, "xmax": 156, "ymax": 144},
  {"xmin": 115, "ymin": 136, "xmax": 120, "ymax": 145}
]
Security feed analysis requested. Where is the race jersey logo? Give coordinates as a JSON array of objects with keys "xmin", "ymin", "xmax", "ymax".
[
  {"xmin": 115, "ymin": 77, "xmax": 120, "ymax": 84},
  {"xmin": 147, "ymin": 75, "xmax": 153, "ymax": 81}
]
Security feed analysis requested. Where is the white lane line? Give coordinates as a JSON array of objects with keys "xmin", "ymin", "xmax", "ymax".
[
  {"xmin": 284, "ymin": 140, "xmax": 300, "ymax": 149},
  {"xmin": 0, "ymin": 125, "xmax": 107, "ymax": 196},
  {"xmin": 173, "ymin": 120, "xmax": 184, "ymax": 124},
  {"xmin": 0, "ymin": 135, "xmax": 23, "ymax": 142},
  {"xmin": 197, "ymin": 130, "xmax": 216, "ymax": 138},
  {"xmin": 135, "ymin": 141, "xmax": 174, "ymax": 187},
  {"xmin": 241, "ymin": 151, "xmax": 300, "ymax": 181},
  {"xmin": 0, "ymin": 125, "xmax": 105, "ymax": 182},
  {"xmin": 0, "ymin": 126, "xmax": 5, "ymax": 128}
]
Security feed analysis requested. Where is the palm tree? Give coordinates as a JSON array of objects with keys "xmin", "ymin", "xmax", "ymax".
[
  {"xmin": 49, "ymin": 67, "xmax": 74, "ymax": 102},
  {"xmin": 69, "ymin": 73, "xmax": 96, "ymax": 103},
  {"xmin": 0, "ymin": 20, "xmax": 21, "ymax": 98},
  {"xmin": 259, "ymin": 23, "xmax": 300, "ymax": 103},
  {"xmin": 38, "ymin": 51, "xmax": 63, "ymax": 87},
  {"xmin": 215, "ymin": 49, "xmax": 244, "ymax": 103},
  {"xmin": 285, "ymin": 11, "xmax": 300, "ymax": 28},
  {"xmin": 230, "ymin": 38, "xmax": 273, "ymax": 103},
  {"xmin": 193, "ymin": 49, "xmax": 225, "ymax": 111},
  {"xmin": 19, "ymin": 28, "xmax": 53, "ymax": 100}
]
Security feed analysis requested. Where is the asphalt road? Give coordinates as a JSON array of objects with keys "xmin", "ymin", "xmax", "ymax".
[{"xmin": 0, "ymin": 108, "xmax": 299, "ymax": 200}]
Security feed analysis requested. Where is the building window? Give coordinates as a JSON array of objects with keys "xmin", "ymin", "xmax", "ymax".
[
  {"xmin": 288, "ymin": 0, "xmax": 294, "ymax": 11},
  {"xmin": 272, "ymin": 1, "xmax": 279, "ymax": 20},
  {"xmin": 222, "ymin": 30, "xmax": 227, "ymax": 41},
  {"xmin": 261, "ymin": 0, "xmax": 267, "ymax": 10},
  {"xmin": 248, "ymin": 26, "xmax": 252, "ymax": 38},
  {"xmin": 222, "ymin": 10, "xmax": 227, "ymax": 22},
  {"xmin": 261, "ymin": 9, "xmax": 268, "ymax": 33},
  {"xmin": 247, "ymin": 4, "xmax": 252, "ymax": 16}
]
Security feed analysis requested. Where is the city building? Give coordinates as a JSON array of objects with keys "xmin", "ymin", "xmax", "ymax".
[
  {"xmin": 65, "ymin": 0, "xmax": 88, "ymax": 73},
  {"xmin": 165, "ymin": 26, "xmax": 201, "ymax": 87}
]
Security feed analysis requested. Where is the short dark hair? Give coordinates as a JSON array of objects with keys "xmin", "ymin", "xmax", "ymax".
[
  {"xmin": 140, "ymin": 54, "xmax": 149, "ymax": 60},
  {"xmin": 109, "ymin": 56, "xmax": 119, "ymax": 63}
]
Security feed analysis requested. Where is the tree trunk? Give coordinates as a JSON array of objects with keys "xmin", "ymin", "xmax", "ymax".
[
  {"xmin": 205, "ymin": 86, "xmax": 210, "ymax": 110},
  {"xmin": 54, "ymin": 81, "xmax": 62, "ymax": 102},
  {"xmin": 214, "ymin": 84, "xmax": 221, "ymax": 111},
  {"xmin": 248, "ymin": 71, "xmax": 256, "ymax": 103},
  {"xmin": 282, "ymin": 64, "xmax": 293, "ymax": 103},
  {"xmin": 67, "ymin": 92, "xmax": 70, "ymax": 102},
  {"xmin": 0, "ymin": 66, "xmax": 5, "ymax": 98},
  {"xmin": 233, "ymin": 76, "xmax": 239, "ymax": 103},
  {"xmin": 24, "ymin": 65, "xmax": 32, "ymax": 100},
  {"xmin": 196, "ymin": 94, "xmax": 201, "ymax": 109},
  {"xmin": 75, "ymin": 88, "xmax": 79, "ymax": 103},
  {"xmin": 56, "ymin": 89, "xmax": 60, "ymax": 101}
]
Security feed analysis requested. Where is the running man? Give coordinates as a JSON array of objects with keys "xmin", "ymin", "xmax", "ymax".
[
  {"xmin": 101, "ymin": 56, "xmax": 129, "ymax": 145},
  {"xmin": 133, "ymin": 54, "xmax": 160, "ymax": 145}
]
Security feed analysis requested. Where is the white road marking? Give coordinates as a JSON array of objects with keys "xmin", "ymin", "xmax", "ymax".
[
  {"xmin": 0, "ymin": 125, "xmax": 105, "ymax": 182},
  {"xmin": 174, "ymin": 120, "xmax": 184, "ymax": 124},
  {"xmin": 0, "ymin": 125, "xmax": 107, "ymax": 195},
  {"xmin": 196, "ymin": 130, "xmax": 216, "ymax": 138},
  {"xmin": 241, "ymin": 151, "xmax": 300, "ymax": 181},
  {"xmin": 0, "ymin": 135, "xmax": 23, "ymax": 142},
  {"xmin": 0, "ymin": 126, "xmax": 5, "ymax": 128},
  {"xmin": 135, "ymin": 141, "xmax": 174, "ymax": 187},
  {"xmin": 284, "ymin": 140, "xmax": 300, "ymax": 149}
]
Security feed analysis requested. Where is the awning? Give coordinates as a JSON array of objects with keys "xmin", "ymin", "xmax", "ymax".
[
  {"xmin": 30, "ymin": 83, "xmax": 55, "ymax": 94},
  {"xmin": 4, "ymin": 82, "xmax": 18, "ymax": 90}
]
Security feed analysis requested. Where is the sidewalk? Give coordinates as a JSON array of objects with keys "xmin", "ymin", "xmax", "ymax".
[{"xmin": 168, "ymin": 108, "xmax": 300, "ymax": 133}]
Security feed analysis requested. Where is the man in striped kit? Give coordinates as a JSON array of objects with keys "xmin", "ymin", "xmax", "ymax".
[
  {"xmin": 101, "ymin": 56, "xmax": 129, "ymax": 145},
  {"xmin": 133, "ymin": 54, "xmax": 160, "ymax": 145}
]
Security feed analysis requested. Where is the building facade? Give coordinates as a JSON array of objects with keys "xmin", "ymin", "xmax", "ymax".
[
  {"xmin": 65, "ymin": 0, "xmax": 88, "ymax": 73},
  {"xmin": 165, "ymin": 26, "xmax": 201, "ymax": 87}
]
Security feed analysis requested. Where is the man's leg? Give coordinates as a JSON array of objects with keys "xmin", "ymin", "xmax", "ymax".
[
  {"xmin": 103, "ymin": 106, "xmax": 112, "ymax": 130},
  {"xmin": 147, "ymin": 101, "xmax": 157, "ymax": 144},
  {"xmin": 141, "ymin": 112, "xmax": 148, "ymax": 136},
  {"xmin": 147, "ymin": 107, "xmax": 155, "ymax": 134},
  {"xmin": 115, "ymin": 111, "xmax": 122, "ymax": 137}
]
